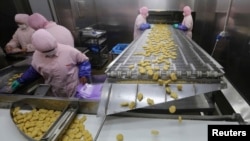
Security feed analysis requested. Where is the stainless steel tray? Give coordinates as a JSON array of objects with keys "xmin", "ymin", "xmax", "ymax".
[{"xmin": 10, "ymin": 98, "xmax": 78, "ymax": 141}]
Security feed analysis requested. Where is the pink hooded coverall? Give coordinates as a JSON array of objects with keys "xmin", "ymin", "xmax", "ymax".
[
  {"xmin": 5, "ymin": 14, "xmax": 35, "ymax": 53},
  {"xmin": 31, "ymin": 29, "xmax": 89, "ymax": 97},
  {"xmin": 181, "ymin": 6, "xmax": 193, "ymax": 38},
  {"xmin": 133, "ymin": 6, "xmax": 149, "ymax": 40},
  {"xmin": 28, "ymin": 13, "xmax": 74, "ymax": 47}
]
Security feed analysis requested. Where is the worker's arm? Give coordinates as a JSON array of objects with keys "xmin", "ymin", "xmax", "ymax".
[
  {"xmin": 11, "ymin": 66, "xmax": 41, "ymax": 90},
  {"xmin": 173, "ymin": 24, "xmax": 188, "ymax": 31},
  {"xmin": 78, "ymin": 61, "xmax": 92, "ymax": 84},
  {"xmin": 5, "ymin": 31, "xmax": 21, "ymax": 53},
  {"xmin": 139, "ymin": 23, "xmax": 151, "ymax": 30}
]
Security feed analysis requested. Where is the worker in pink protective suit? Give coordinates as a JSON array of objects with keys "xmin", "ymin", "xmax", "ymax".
[
  {"xmin": 5, "ymin": 14, "xmax": 35, "ymax": 54},
  {"xmin": 133, "ymin": 6, "xmax": 151, "ymax": 40},
  {"xmin": 28, "ymin": 13, "xmax": 74, "ymax": 47},
  {"xmin": 11, "ymin": 29, "xmax": 91, "ymax": 97},
  {"xmin": 173, "ymin": 6, "xmax": 193, "ymax": 38}
]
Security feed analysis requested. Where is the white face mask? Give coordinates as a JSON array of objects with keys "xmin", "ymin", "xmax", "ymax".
[
  {"xmin": 44, "ymin": 48, "xmax": 57, "ymax": 57},
  {"xmin": 18, "ymin": 24, "xmax": 27, "ymax": 30}
]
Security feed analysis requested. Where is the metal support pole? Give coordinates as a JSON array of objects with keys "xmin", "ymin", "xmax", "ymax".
[{"xmin": 211, "ymin": 0, "xmax": 233, "ymax": 56}]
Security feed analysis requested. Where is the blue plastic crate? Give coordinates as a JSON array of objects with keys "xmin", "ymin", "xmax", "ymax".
[{"xmin": 111, "ymin": 43, "xmax": 129, "ymax": 54}]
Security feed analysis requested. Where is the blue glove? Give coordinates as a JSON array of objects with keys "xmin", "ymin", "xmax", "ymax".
[
  {"xmin": 139, "ymin": 23, "xmax": 151, "ymax": 30},
  {"xmin": 216, "ymin": 34, "xmax": 222, "ymax": 41},
  {"xmin": 146, "ymin": 23, "xmax": 151, "ymax": 29},
  {"xmin": 173, "ymin": 23, "xmax": 188, "ymax": 31},
  {"xmin": 18, "ymin": 66, "xmax": 41, "ymax": 84},
  {"xmin": 216, "ymin": 31, "xmax": 230, "ymax": 41},
  {"xmin": 177, "ymin": 24, "xmax": 188, "ymax": 31},
  {"xmin": 78, "ymin": 61, "xmax": 92, "ymax": 77},
  {"xmin": 11, "ymin": 80, "xmax": 21, "ymax": 90}
]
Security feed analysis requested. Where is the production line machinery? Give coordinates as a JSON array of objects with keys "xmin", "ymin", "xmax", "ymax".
[
  {"xmin": 98, "ymin": 24, "xmax": 227, "ymax": 116},
  {"xmin": 1, "ymin": 24, "xmax": 250, "ymax": 141},
  {"xmin": 106, "ymin": 25, "xmax": 224, "ymax": 79}
]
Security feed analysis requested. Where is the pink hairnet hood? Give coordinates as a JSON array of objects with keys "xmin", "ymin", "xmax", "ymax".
[
  {"xmin": 139, "ymin": 6, "xmax": 149, "ymax": 17},
  {"xmin": 28, "ymin": 13, "xmax": 48, "ymax": 30},
  {"xmin": 32, "ymin": 29, "xmax": 57, "ymax": 52},
  {"xmin": 183, "ymin": 6, "xmax": 192, "ymax": 16},
  {"xmin": 15, "ymin": 14, "xmax": 29, "ymax": 25}
]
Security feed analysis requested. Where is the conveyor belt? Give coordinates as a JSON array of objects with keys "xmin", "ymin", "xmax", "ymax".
[
  {"xmin": 106, "ymin": 24, "xmax": 224, "ymax": 80},
  {"xmin": 98, "ymin": 24, "xmax": 226, "ymax": 116}
]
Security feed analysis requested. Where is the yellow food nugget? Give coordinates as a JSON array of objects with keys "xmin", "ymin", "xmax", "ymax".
[
  {"xmin": 170, "ymin": 92, "xmax": 178, "ymax": 99},
  {"xmin": 31, "ymin": 129, "xmax": 38, "ymax": 138},
  {"xmin": 14, "ymin": 106, "xmax": 20, "ymax": 112},
  {"xmin": 116, "ymin": 133, "xmax": 124, "ymax": 141},
  {"xmin": 170, "ymin": 73, "xmax": 177, "ymax": 81},
  {"xmin": 137, "ymin": 93, "xmax": 143, "ymax": 101},
  {"xmin": 34, "ymin": 136, "xmax": 42, "ymax": 141},
  {"xmin": 74, "ymin": 132, "xmax": 82, "ymax": 139},
  {"xmin": 141, "ymin": 62, "xmax": 147, "ymax": 67},
  {"xmin": 178, "ymin": 116, "xmax": 182, "ymax": 123},
  {"xmin": 41, "ymin": 125, "xmax": 49, "ymax": 132},
  {"xmin": 165, "ymin": 60, "xmax": 170, "ymax": 65},
  {"xmin": 12, "ymin": 107, "xmax": 20, "ymax": 116},
  {"xmin": 165, "ymin": 86, "xmax": 171, "ymax": 94},
  {"xmin": 177, "ymin": 84, "xmax": 182, "ymax": 91},
  {"xmin": 144, "ymin": 53, "xmax": 151, "ymax": 57},
  {"xmin": 152, "ymin": 72, "xmax": 159, "ymax": 81},
  {"xmin": 128, "ymin": 101, "xmax": 136, "ymax": 109},
  {"xmin": 163, "ymin": 65, "xmax": 169, "ymax": 71},
  {"xmin": 154, "ymin": 66, "xmax": 160, "ymax": 71},
  {"xmin": 128, "ymin": 65, "xmax": 134, "ymax": 69},
  {"xmin": 169, "ymin": 105, "xmax": 176, "ymax": 113},
  {"xmin": 171, "ymin": 56, "xmax": 177, "ymax": 59},
  {"xmin": 86, "ymin": 136, "xmax": 93, "ymax": 141},
  {"xmin": 68, "ymin": 133, "xmax": 75, "ymax": 139},
  {"xmin": 137, "ymin": 61, "xmax": 143, "ymax": 66},
  {"xmin": 147, "ymin": 70, "xmax": 154, "ymax": 76},
  {"xmin": 147, "ymin": 98, "xmax": 154, "ymax": 106},
  {"xmin": 158, "ymin": 79, "xmax": 163, "ymax": 86},
  {"xmin": 47, "ymin": 109, "xmax": 54, "ymax": 115},
  {"xmin": 62, "ymin": 135, "xmax": 69, "ymax": 141},
  {"xmin": 73, "ymin": 118, "xmax": 80, "ymax": 124},
  {"xmin": 145, "ymin": 66, "xmax": 152, "ymax": 70},
  {"xmin": 80, "ymin": 115, "xmax": 87, "ymax": 123},
  {"xmin": 151, "ymin": 129, "xmax": 159, "ymax": 135},
  {"xmin": 120, "ymin": 102, "xmax": 129, "ymax": 107},
  {"xmin": 164, "ymin": 79, "xmax": 172, "ymax": 86},
  {"xmin": 139, "ymin": 68, "xmax": 146, "ymax": 74},
  {"xmin": 16, "ymin": 114, "xmax": 24, "ymax": 120}
]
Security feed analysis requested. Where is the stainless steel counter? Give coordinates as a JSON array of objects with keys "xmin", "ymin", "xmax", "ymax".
[{"xmin": 0, "ymin": 108, "xmax": 242, "ymax": 141}]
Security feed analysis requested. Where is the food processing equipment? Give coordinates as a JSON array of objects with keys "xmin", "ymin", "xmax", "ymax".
[{"xmin": 98, "ymin": 24, "xmax": 227, "ymax": 116}]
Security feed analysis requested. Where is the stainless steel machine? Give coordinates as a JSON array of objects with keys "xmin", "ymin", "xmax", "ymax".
[{"xmin": 97, "ymin": 24, "xmax": 227, "ymax": 116}]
